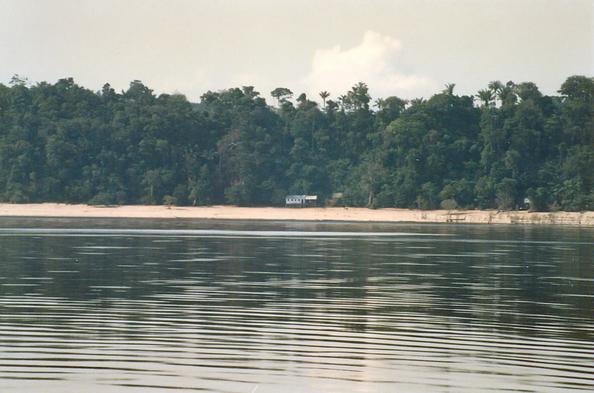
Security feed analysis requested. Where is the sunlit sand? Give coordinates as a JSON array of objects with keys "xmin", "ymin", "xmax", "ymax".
[{"xmin": 0, "ymin": 203, "xmax": 592, "ymax": 226}]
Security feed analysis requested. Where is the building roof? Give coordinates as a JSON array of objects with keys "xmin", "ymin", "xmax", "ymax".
[{"xmin": 286, "ymin": 195, "xmax": 317, "ymax": 199}]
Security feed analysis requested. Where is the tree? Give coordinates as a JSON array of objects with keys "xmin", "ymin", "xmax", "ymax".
[
  {"xmin": 9, "ymin": 74, "xmax": 29, "ymax": 86},
  {"xmin": 296, "ymin": 93, "xmax": 307, "ymax": 105},
  {"xmin": 558, "ymin": 75, "xmax": 594, "ymax": 145},
  {"xmin": 476, "ymin": 89, "xmax": 494, "ymax": 107},
  {"xmin": 319, "ymin": 91, "xmax": 330, "ymax": 108},
  {"xmin": 495, "ymin": 178, "xmax": 518, "ymax": 210},
  {"xmin": 346, "ymin": 82, "xmax": 371, "ymax": 111},
  {"xmin": 488, "ymin": 80, "xmax": 503, "ymax": 95},
  {"xmin": 375, "ymin": 96, "xmax": 406, "ymax": 127},
  {"xmin": 270, "ymin": 87, "xmax": 293, "ymax": 106},
  {"xmin": 499, "ymin": 81, "xmax": 517, "ymax": 107},
  {"xmin": 0, "ymin": 75, "xmax": 590, "ymax": 212},
  {"xmin": 442, "ymin": 83, "xmax": 456, "ymax": 95},
  {"xmin": 124, "ymin": 80, "xmax": 154, "ymax": 104},
  {"xmin": 516, "ymin": 82, "xmax": 542, "ymax": 102}
]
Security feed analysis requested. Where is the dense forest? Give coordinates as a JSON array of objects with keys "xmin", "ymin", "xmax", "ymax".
[{"xmin": 0, "ymin": 75, "xmax": 592, "ymax": 211}]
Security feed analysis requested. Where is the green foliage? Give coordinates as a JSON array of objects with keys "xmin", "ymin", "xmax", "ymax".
[
  {"xmin": 496, "ymin": 178, "xmax": 518, "ymax": 210},
  {"xmin": 526, "ymin": 187, "xmax": 549, "ymax": 212},
  {"xmin": 440, "ymin": 199, "xmax": 458, "ymax": 210},
  {"xmin": 163, "ymin": 195, "xmax": 177, "ymax": 206},
  {"xmin": 270, "ymin": 87, "xmax": 293, "ymax": 106},
  {"xmin": 0, "ymin": 76, "xmax": 591, "ymax": 211}
]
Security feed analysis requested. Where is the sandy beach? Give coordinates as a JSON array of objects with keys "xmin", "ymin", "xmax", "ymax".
[{"xmin": 0, "ymin": 203, "xmax": 593, "ymax": 226}]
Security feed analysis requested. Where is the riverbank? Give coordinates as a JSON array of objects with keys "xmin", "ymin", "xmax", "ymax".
[{"xmin": 0, "ymin": 203, "xmax": 593, "ymax": 226}]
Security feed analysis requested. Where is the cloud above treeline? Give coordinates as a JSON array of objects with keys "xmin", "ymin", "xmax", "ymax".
[{"xmin": 302, "ymin": 31, "xmax": 435, "ymax": 100}]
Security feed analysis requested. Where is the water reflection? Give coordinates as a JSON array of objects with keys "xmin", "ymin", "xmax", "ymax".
[{"xmin": 0, "ymin": 219, "xmax": 592, "ymax": 392}]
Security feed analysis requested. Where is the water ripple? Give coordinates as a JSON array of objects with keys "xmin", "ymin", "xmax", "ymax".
[{"xmin": 0, "ymin": 222, "xmax": 592, "ymax": 393}]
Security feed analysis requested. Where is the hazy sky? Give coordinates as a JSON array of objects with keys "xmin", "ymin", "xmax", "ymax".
[{"xmin": 1, "ymin": 0, "xmax": 592, "ymax": 102}]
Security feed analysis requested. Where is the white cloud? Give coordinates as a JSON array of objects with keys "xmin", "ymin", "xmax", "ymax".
[{"xmin": 303, "ymin": 31, "xmax": 434, "ymax": 100}]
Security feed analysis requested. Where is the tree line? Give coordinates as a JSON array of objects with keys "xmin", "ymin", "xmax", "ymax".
[{"xmin": 0, "ymin": 75, "xmax": 592, "ymax": 211}]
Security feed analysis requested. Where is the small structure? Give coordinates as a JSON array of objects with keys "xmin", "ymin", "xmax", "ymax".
[{"xmin": 285, "ymin": 195, "xmax": 318, "ymax": 207}]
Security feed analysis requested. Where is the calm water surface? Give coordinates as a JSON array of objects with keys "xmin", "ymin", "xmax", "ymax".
[{"xmin": 0, "ymin": 218, "xmax": 592, "ymax": 393}]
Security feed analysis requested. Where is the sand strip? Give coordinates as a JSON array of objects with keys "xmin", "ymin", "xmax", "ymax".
[{"xmin": 0, "ymin": 203, "xmax": 593, "ymax": 226}]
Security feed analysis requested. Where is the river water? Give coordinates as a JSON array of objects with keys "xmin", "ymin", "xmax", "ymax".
[{"xmin": 0, "ymin": 218, "xmax": 592, "ymax": 393}]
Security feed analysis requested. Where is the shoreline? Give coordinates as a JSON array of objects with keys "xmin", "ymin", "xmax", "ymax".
[{"xmin": 0, "ymin": 203, "xmax": 593, "ymax": 226}]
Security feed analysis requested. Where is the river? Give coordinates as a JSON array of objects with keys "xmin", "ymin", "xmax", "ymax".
[{"xmin": 0, "ymin": 218, "xmax": 592, "ymax": 392}]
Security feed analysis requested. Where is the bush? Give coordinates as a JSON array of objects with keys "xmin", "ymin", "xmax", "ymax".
[
  {"xmin": 440, "ymin": 198, "xmax": 458, "ymax": 210},
  {"xmin": 495, "ymin": 178, "xmax": 517, "ymax": 210},
  {"xmin": 163, "ymin": 195, "xmax": 177, "ymax": 206},
  {"xmin": 88, "ymin": 192, "xmax": 115, "ymax": 205}
]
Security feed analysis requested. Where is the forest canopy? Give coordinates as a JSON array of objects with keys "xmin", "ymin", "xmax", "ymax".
[{"xmin": 0, "ymin": 76, "xmax": 592, "ymax": 211}]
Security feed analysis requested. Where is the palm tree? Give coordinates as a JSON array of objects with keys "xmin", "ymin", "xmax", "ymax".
[
  {"xmin": 487, "ymin": 80, "xmax": 504, "ymax": 106},
  {"xmin": 476, "ymin": 89, "xmax": 494, "ymax": 107},
  {"xmin": 488, "ymin": 80, "xmax": 504, "ymax": 95},
  {"xmin": 499, "ymin": 81, "xmax": 517, "ymax": 107},
  {"xmin": 319, "ymin": 91, "xmax": 330, "ymax": 108},
  {"xmin": 443, "ymin": 83, "xmax": 456, "ymax": 95}
]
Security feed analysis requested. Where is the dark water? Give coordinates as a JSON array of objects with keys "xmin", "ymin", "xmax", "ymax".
[{"xmin": 0, "ymin": 218, "xmax": 592, "ymax": 393}]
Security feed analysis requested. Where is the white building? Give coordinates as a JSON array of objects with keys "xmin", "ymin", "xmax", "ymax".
[{"xmin": 285, "ymin": 195, "xmax": 317, "ymax": 207}]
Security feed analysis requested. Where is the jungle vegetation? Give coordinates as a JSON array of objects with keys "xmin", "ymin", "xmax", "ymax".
[{"xmin": 0, "ymin": 75, "xmax": 592, "ymax": 211}]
